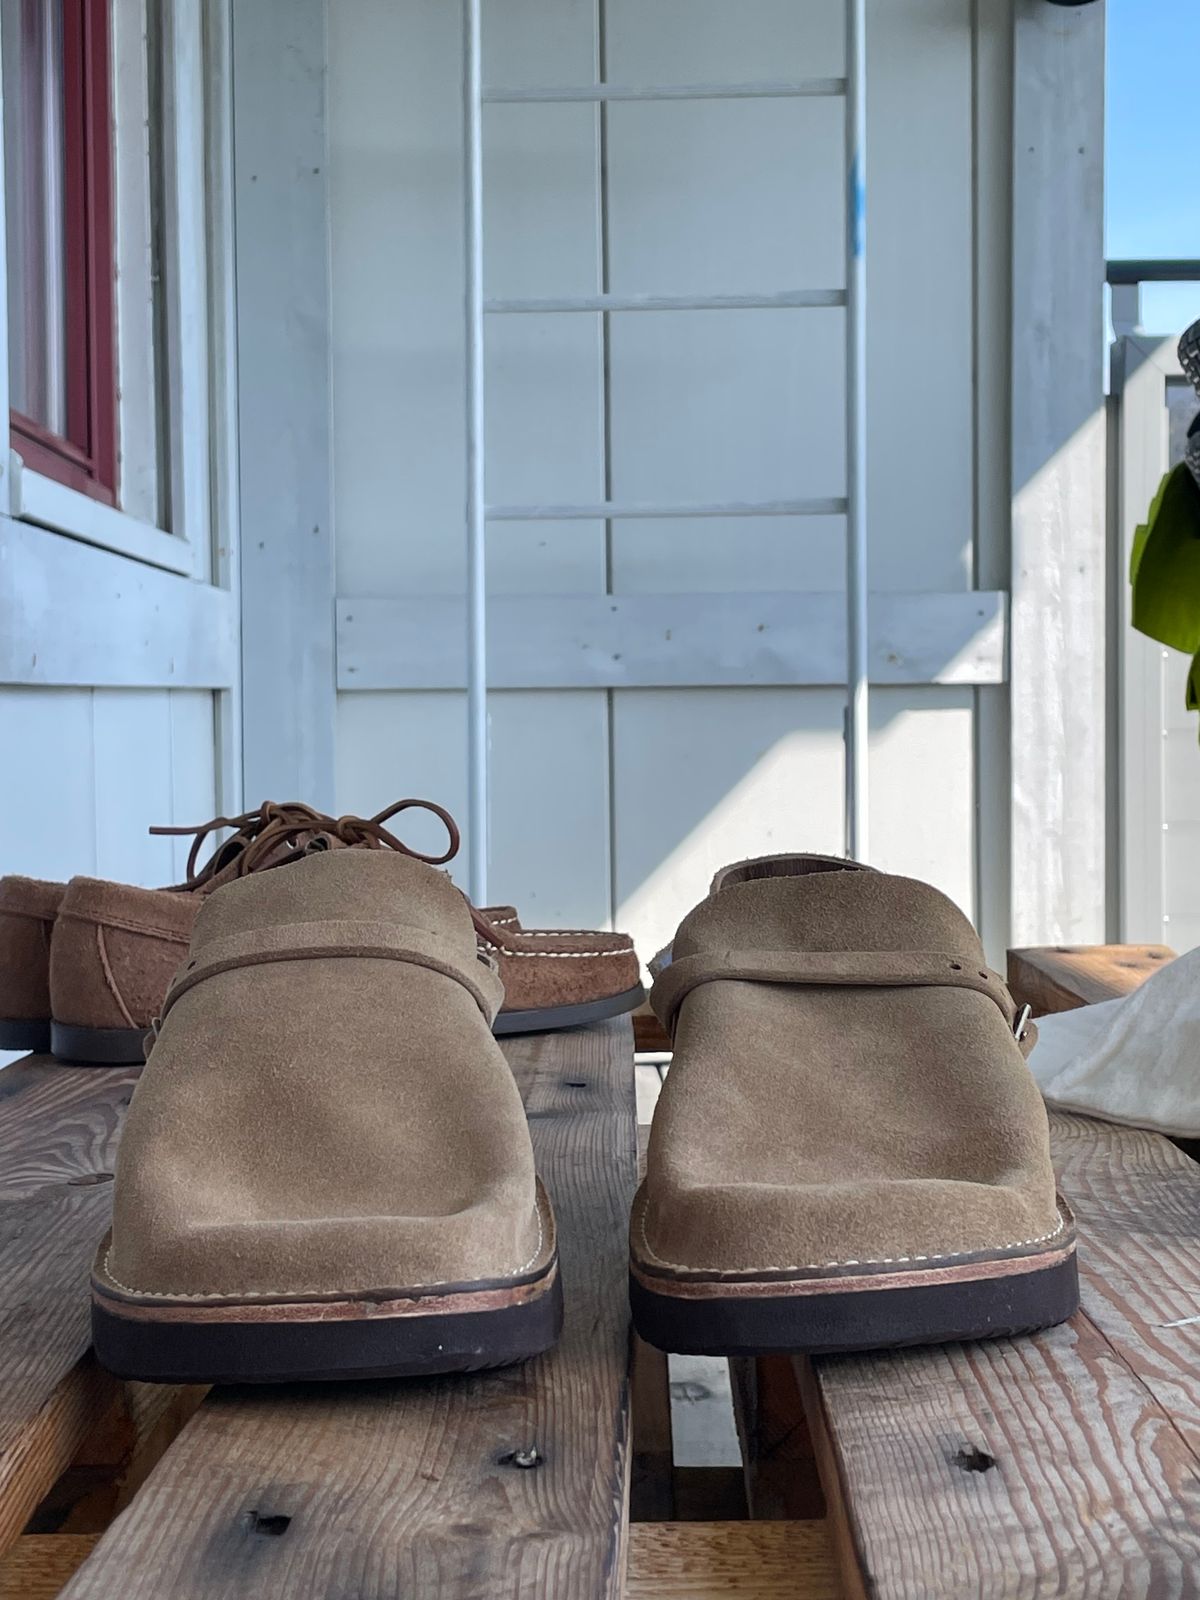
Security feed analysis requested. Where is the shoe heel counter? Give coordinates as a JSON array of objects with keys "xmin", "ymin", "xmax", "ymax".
[{"xmin": 0, "ymin": 908, "xmax": 53, "ymax": 1021}]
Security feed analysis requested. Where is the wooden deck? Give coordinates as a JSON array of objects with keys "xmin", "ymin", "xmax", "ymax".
[{"xmin": 0, "ymin": 945, "xmax": 1196, "ymax": 1596}]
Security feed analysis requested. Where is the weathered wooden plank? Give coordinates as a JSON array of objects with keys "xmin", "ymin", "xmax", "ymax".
[
  {"xmin": 630, "ymin": 1335, "xmax": 675, "ymax": 1522},
  {"xmin": 1007, "ymin": 943, "xmax": 1175, "ymax": 1015},
  {"xmin": 801, "ymin": 1113, "xmax": 1200, "ymax": 1598},
  {"xmin": 729, "ymin": 1355, "xmax": 824, "ymax": 1521},
  {"xmin": 60, "ymin": 1019, "xmax": 637, "ymax": 1599},
  {"xmin": 0, "ymin": 1534, "xmax": 100, "ymax": 1600},
  {"xmin": 624, "ymin": 1520, "xmax": 839, "ymax": 1600},
  {"xmin": 336, "ymin": 591, "xmax": 1009, "ymax": 691},
  {"xmin": 0, "ymin": 1060, "xmax": 138, "ymax": 1555}
]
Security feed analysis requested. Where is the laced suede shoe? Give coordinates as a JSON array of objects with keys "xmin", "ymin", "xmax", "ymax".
[
  {"xmin": 45, "ymin": 800, "xmax": 642, "ymax": 1063},
  {"xmin": 0, "ymin": 876, "xmax": 65, "ymax": 1052}
]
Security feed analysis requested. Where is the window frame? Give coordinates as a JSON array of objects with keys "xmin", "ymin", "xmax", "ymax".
[{"xmin": 8, "ymin": 0, "xmax": 117, "ymax": 503}]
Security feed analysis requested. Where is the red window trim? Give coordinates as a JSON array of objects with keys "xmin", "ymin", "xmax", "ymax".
[{"xmin": 8, "ymin": 0, "xmax": 117, "ymax": 504}]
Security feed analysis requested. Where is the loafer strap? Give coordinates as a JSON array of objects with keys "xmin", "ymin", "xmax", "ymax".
[
  {"xmin": 651, "ymin": 949, "xmax": 1021, "ymax": 1039},
  {"xmin": 159, "ymin": 918, "xmax": 503, "ymax": 1028}
]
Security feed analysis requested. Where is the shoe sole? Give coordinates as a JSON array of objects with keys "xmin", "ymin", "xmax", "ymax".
[
  {"xmin": 51, "ymin": 1021, "xmax": 148, "ymax": 1065},
  {"xmin": 53, "ymin": 985, "xmax": 647, "ymax": 1061},
  {"xmin": 493, "ymin": 983, "xmax": 646, "ymax": 1037},
  {"xmin": 630, "ymin": 1205, "xmax": 1078, "ymax": 1357},
  {"xmin": 93, "ymin": 1182, "xmax": 561, "ymax": 1384},
  {"xmin": 93, "ymin": 1262, "xmax": 563, "ymax": 1384},
  {"xmin": 0, "ymin": 1017, "xmax": 52, "ymax": 1053}
]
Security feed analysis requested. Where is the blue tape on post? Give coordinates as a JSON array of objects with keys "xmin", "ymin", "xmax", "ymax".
[{"xmin": 850, "ymin": 155, "xmax": 866, "ymax": 260}]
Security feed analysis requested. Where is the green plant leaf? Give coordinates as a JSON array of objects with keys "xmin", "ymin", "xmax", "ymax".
[{"xmin": 1130, "ymin": 463, "xmax": 1200, "ymax": 653}]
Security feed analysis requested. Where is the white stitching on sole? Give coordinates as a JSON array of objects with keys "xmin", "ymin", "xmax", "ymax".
[
  {"xmin": 636, "ymin": 1204, "xmax": 1069, "ymax": 1277},
  {"xmin": 491, "ymin": 948, "xmax": 631, "ymax": 960},
  {"xmin": 102, "ymin": 1206, "xmax": 547, "ymax": 1302}
]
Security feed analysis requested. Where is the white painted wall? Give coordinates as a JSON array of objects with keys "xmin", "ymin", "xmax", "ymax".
[
  {"xmin": 0, "ymin": 687, "xmax": 217, "ymax": 887},
  {"xmin": 1114, "ymin": 336, "xmax": 1200, "ymax": 955},
  {"xmin": 329, "ymin": 0, "xmax": 1013, "ymax": 959}
]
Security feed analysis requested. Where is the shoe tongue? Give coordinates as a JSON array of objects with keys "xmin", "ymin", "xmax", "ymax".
[
  {"xmin": 191, "ymin": 848, "xmax": 475, "ymax": 954},
  {"xmin": 675, "ymin": 871, "xmax": 984, "ymax": 962}
]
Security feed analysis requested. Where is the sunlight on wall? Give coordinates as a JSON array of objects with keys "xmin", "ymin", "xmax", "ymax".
[{"xmin": 616, "ymin": 689, "xmax": 976, "ymax": 969}]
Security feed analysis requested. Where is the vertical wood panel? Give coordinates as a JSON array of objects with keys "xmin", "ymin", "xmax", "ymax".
[
  {"xmin": 0, "ymin": 689, "xmax": 97, "ymax": 879},
  {"xmin": 612, "ymin": 687, "xmax": 845, "ymax": 961},
  {"xmin": 233, "ymin": 0, "xmax": 336, "ymax": 808},
  {"xmin": 91, "ymin": 690, "xmax": 173, "ymax": 884},
  {"xmin": 1010, "ymin": 0, "xmax": 1106, "ymax": 943}
]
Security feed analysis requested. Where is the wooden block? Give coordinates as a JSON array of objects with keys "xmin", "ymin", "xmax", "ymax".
[
  {"xmin": 1007, "ymin": 943, "xmax": 1174, "ymax": 1015},
  {"xmin": 801, "ymin": 1113, "xmax": 1200, "ymax": 1598},
  {"xmin": 630, "ymin": 1336, "xmax": 675, "ymax": 1522},
  {"xmin": 633, "ymin": 1003, "xmax": 671, "ymax": 1055},
  {"xmin": 57, "ymin": 1020, "xmax": 638, "ymax": 1599},
  {"xmin": 624, "ymin": 1520, "xmax": 840, "ymax": 1600},
  {"xmin": 0, "ymin": 1534, "xmax": 100, "ymax": 1600},
  {"xmin": 729, "ymin": 1356, "xmax": 824, "ymax": 1520},
  {"xmin": 0, "ymin": 1059, "xmax": 139, "ymax": 1556}
]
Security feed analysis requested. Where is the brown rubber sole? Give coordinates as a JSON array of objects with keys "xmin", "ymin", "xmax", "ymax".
[
  {"xmin": 493, "ymin": 983, "xmax": 646, "ymax": 1037},
  {"xmin": 53, "ymin": 982, "xmax": 647, "ymax": 1064},
  {"xmin": 51, "ymin": 1020, "xmax": 148, "ymax": 1065},
  {"xmin": 0, "ymin": 1017, "xmax": 51, "ymax": 1053},
  {"xmin": 93, "ymin": 1253, "xmax": 563, "ymax": 1384},
  {"xmin": 630, "ymin": 1207, "xmax": 1079, "ymax": 1356}
]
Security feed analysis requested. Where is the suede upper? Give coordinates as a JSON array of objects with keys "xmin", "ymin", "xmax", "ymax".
[
  {"xmin": 0, "ymin": 876, "xmax": 65, "ymax": 1022},
  {"xmin": 635, "ymin": 868, "xmax": 1063, "ymax": 1279},
  {"xmin": 104, "ymin": 849, "xmax": 544, "ymax": 1302},
  {"xmin": 50, "ymin": 877, "xmax": 194, "ymax": 1031}
]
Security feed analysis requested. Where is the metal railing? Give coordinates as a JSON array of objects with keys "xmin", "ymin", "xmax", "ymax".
[
  {"xmin": 1108, "ymin": 259, "xmax": 1200, "ymax": 336},
  {"xmin": 460, "ymin": 0, "xmax": 871, "ymax": 902}
]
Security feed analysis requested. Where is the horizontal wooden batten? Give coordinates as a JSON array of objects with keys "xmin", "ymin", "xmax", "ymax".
[
  {"xmin": 482, "ymin": 78, "xmax": 847, "ymax": 104},
  {"xmin": 0, "ymin": 518, "xmax": 237, "ymax": 689},
  {"xmin": 337, "ymin": 590, "xmax": 1007, "ymax": 691}
]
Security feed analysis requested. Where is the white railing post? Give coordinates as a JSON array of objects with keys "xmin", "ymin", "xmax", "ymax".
[
  {"xmin": 463, "ymin": 0, "xmax": 488, "ymax": 903},
  {"xmin": 844, "ymin": 0, "xmax": 869, "ymax": 861}
]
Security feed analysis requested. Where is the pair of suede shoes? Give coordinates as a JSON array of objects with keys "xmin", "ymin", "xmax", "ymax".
[
  {"xmin": 0, "ymin": 800, "xmax": 644, "ymax": 1063},
  {"xmin": 91, "ymin": 845, "xmax": 1077, "ymax": 1386}
]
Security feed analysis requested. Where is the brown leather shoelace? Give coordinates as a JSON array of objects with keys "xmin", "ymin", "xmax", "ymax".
[
  {"xmin": 151, "ymin": 799, "xmax": 461, "ymax": 892},
  {"xmin": 151, "ymin": 797, "xmax": 537, "ymax": 953}
]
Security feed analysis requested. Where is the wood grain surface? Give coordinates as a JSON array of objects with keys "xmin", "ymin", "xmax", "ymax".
[
  {"xmin": 624, "ymin": 1519, "xmax": 840, "ymax": 1600},
  {"xmin": 802, "ymin": 1114, "xmax": 1200, "ymax": 1598},
  {"xmin": 0, "ymin": 1058, "xmax": 139, "ymax": 1554},
  {"xmin": 729, "ymin": 1354, "xmax": 824, "ymax": 1521},
  {"xmin": 1007, "ymin": 944, "xmax": 1174, "ymax": 1015},
  {"xmin": 58, "ymin": 1019, "xmax": 637, "ymax": 1599},
  {"xmin": 0, "ymin": 1534, "xmax": 100, "ymax": 1600}
]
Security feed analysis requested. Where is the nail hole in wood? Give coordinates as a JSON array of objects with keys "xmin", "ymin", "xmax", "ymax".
[
  {"xmin": 243, "ymin": 1510, "xmax": 291, "ymax": 1536},
  {"xmin": 564, "ymin": 1080, "xmax": 587, "ymax": 1089},
  {"xmin": 68, "ymin": 1172, "xmax": 114, "ymax": 1187},
  {"xmin": 502, "ymin": 1446, "xmax": 542, "ymax": 1469},
  {"xmin": 951, "ymin": 1446, "xmax": 996, "ymax": 1474}
]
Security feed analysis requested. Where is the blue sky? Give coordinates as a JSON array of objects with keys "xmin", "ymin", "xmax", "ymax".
[{"xmin": 1107, "ymin": 0, "xmax": 1200, "ymax": 331}]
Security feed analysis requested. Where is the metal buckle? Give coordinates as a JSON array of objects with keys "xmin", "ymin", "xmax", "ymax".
[{"xmin": 1013, "ymin": 1003, "xmax": 1032, "ymax": 1043}]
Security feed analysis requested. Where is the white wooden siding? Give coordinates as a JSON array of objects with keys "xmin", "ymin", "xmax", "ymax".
[
  {"xmin": 1113, "ymin": 336, "xmax": 1200, "ymax": 955},
  {"xmin": 330, "ymin": 0, "xmax": 1014, "ymax": 960},
  {"xmin": 0, "ymin": 687, "xmax": 216, "ymax": 887}
]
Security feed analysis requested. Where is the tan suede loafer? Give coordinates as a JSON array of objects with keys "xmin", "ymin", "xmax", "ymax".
[
  {"xmin": 0, "ymin": 876, "xmax": 65, "ymax": 1052},
  {"xmin": 91, "ymin": 848, "xmax": 561, "ymax": 1383},
  {"xmin": 630, "ymin": 859, "xmax": 1077, "ymax": 1356}
]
